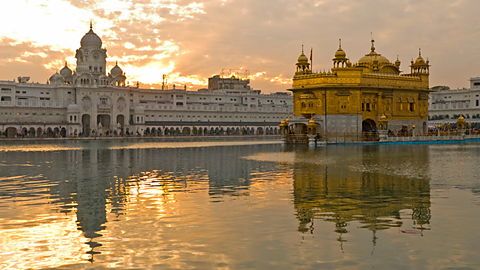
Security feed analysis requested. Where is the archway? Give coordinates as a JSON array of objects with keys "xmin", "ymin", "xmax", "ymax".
[
  {"xmin": 362, "ymin": 119, "xmax": 376, "ymax": 132},
  {"xmin": 117, "ymin": 115, "xmax": 125, "ymax": 135},
  {"xmin": 60, "ymin": 127, "xmax": 66, "ymax": 137},
  {"xmin": 37, "ymin": 127, "xmax": 43, "ymax": 138},
  {"xmin": 28, "ymin": 127, "xmax": 35, "ymax": 138},
  {"xmin": 5, "ymin": 127, "xmax": 17, "ymax": 138},
  {"xmin": 82, "ymin": 114, "xmax": 91, "ymax": 136},
  {"xmin": 182, "ymin": 127, "xmax": 191, "ymax": 135}
]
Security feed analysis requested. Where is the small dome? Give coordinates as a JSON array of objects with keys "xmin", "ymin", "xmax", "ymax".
[
  {"xmin": 380, "ymin": 114, "xmax": 387, "ymax": 120},
  {"xmin": 280, "ymin": 119, "xmax": 287, "ymax": 127},
  {"xmin": 395, "ymin": 57, "xmax": 401, "ymax": 67},
  {"xmin": 60, "ymin": 61, "xmax": 72, "ymax": 77},
  {"xmin": 297, "ymin": 52, "xmax": 308, "ymax": 63},
  {"xmin": 67, "ymin": 103, "xmax": 80, "ymax": 113},
  {"xmin": 80, "ymin": 27, "xmax": 102, "ymax": 49},
  {"xmin": 458, "ymin": 115, "xmax": 465, "ymax": 121},
  {"xmin": 308, "ymin": 118, "xmax": 316, "ymax": 125},
  {"xmin": 414, "ymin": 54, "xmax": 425, "ymax": 65},
  {"xmin": 334, "ymin": 47, "xmax": 346, "ymax": 59},
  {"xmin": 286, "ymin": 117, "xmax": 291, "ymax": 121},
  {"xmin": 49, "ymin": 72, "xmax": 63, "ymax": 81},
  {"xmin": 134, "ymin": 104, "xmax": 145, "ymax": 114},
  {"xmin": 111, "ymin": 62, "xmax": 123, "ymax": 77}
]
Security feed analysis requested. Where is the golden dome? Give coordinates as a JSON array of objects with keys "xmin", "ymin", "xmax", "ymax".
[
  {"xmin": 335, "ymin": 47, "xmax": 346, "ymax": 58},
  {"xmin": 414, "ymin": 49, "xmax": 426, "ymax": 65},
  {"xmin": 297, "ymin": 52, "xmax": 308, "ymax": 63},
  {"xmin": 395, "ymin": 56, "xmax": 401, "ymax": 67},
  {"xmin": 286, "ymin": 117, "xmax": 291, "ymax": 121},
  {"xmin": 280, "ymin": 119, "xmax": 287, "ymax": 126},
  {"xmin": 308, "ymin": 118, "xmax": 316, "ymax": 125},
  {"xmin": 458, "ymin": 115, "xmax": 465, "ymax": 121},
  {"xmin": 380, "ymin": 114, "xmax": 387, "ymax": 120},
  {"xmin": 356, "ymin": 39, "xmax": 391, "ymax": 68}
]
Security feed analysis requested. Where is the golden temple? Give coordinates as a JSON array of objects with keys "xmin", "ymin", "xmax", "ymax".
[{"xmin": 285, "ymin": 39, "xmax": 432, "ymax": 141}]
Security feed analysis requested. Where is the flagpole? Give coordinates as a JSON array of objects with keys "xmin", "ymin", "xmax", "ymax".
[{"xmin": 310, "ymin": 47, "xmax": 313, "ymax": 72}]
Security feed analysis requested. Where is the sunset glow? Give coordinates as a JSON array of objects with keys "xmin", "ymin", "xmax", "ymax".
[{"xmin": 2, "ymin": 1, "xmax": 480, "ymax": 92}]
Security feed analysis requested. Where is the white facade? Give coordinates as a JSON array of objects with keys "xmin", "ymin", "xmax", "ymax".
[
  {"xmin": 0, "ymin": 26, "xmax": 293, "ymax": 138},
  {"xmin": 428, "ymin": 77, "xmax": 480, "ymax": 126}
]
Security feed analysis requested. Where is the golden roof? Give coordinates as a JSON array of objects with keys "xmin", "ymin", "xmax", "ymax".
[
  {"xmin": 308, "ymin": 118, "xmax": 316, "ymax": 125},
  {"xmin": 297, "ymin": 45, "xmax": 308, "ymax": 63},
  {"xmin": 356, "ymin": 39, "xmax": 391, "ymax": 68},
  {"xmin": 414, "ymin": 49, "xmax": 426, "ymax": 65}
]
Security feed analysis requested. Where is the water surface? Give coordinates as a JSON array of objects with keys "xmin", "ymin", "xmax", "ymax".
[{"xmin": 0, "ymin": 138, "xmax": 479, "ymax": 269}]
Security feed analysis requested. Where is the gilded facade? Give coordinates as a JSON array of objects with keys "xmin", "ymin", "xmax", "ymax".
[{"xmin": 288, "ymin": 40, "xmax": 432, "ymax": 135}]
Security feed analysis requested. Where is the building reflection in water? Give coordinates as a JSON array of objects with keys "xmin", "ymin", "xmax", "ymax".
[
  {"xmin": 45, "ymin": 143, "xmax": 279, "ymax": 262},
  {"xmin": 289, "ymin": 145, "xmax": 431, "ymax": 247}
]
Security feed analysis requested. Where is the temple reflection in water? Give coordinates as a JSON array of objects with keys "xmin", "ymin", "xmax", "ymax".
[
  {"xmin": 290, "ymin": 145, "xmax": 431, "ymax": 238},
  {"xmin": 0, "ymin": 142, "xmax": 279, "ymax": 261}
]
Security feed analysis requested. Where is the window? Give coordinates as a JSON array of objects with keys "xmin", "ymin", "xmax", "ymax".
[{"xmin": 100, "ymin": 97, "xmax": 108, "ymax": 105}]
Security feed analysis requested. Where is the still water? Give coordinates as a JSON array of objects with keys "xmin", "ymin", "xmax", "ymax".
[{"xmin": 0, "ymin": 138, "xmax": 479, "ymax": 270}]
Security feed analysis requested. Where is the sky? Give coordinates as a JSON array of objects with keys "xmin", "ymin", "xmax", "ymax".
[{"xmin": 1, "ymin": 0, "xmax": 480, "ymax": 93}]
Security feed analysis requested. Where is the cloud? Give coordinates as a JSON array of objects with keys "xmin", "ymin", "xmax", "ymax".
[{"xmin": 2, "ymin": 0, "xmax": 480, "ymax": 92}]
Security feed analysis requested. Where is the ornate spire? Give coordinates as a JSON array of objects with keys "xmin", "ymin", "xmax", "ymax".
[
  {"xmin": 65, "ymin": 60, "xmax": 68, "ymax": 66},
  {"xmin": 339, "ymin": 38, "xmax": 342, "ymax": 48},
  {"xmin": 302, "ymin": 44, "xmax": 304, "ymax": 54},
  {"xmin": 90, "ymin": 20, "xmax": 93, "ymax": 30}
]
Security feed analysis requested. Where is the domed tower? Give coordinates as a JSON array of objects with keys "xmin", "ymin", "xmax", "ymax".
[
  {"xmin": 295, "ymin": 45, "xmax": 311, "ymax": 75},
  {"xmin": 332, "ymin": 39, "xmax": 349, "ymax": 68},
  {"xmin": 356, "ymin": 39, "xmax": 399, "ymax": 74},
  {"xmin": 60, "ymin": 61, "xmax": 73, "ymax": 84},
  {"xmin": 75, "ymin": 22, "xmax": 108, "ymax": 78},
  {"xmin": 109, "ymin": 61, "xmax": 127, "ymax": 86},
  {"xmin": 410, "ymin": 48, "xmax": 430, "ymax": 75}
]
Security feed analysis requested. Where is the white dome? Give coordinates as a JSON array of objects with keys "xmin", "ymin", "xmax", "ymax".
[
  {"xmin": 49, "ymin": 73, "xmax": 63, "ymax": 81},
  {"xmin": 80, "ymin": 28, "xmax": 102, "ymax": 49},
  {"xmin": 134, "ymin": 105, "xmax": 145, "ymax": 114},
  {"xmin": 60, "ymin": 64, "xmax": 72, "ymax": 77},
  {"xmin": 111, "ymin": 63, "xmax": 123, "ymax": 77},
  {"xmin": 67, "ymin": 103, "xmax": 80, "ymax": 113}
]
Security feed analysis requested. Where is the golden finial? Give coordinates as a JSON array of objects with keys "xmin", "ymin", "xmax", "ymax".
[
  {"xmin": 302, "ymin": 44, "xmax": 304, "ymax": 54},
  {"xmin": 339, "ymin": 38, "xmax": 342, "ymax": 48},
  {"xmin": 116, "ymin": 60, "xmax": 118, "ymax": 66},
  {"xmin": 65, "ymin": 60, "xmax": 68, "ymax": 66},
  {"xmin": 90, "ymin": 20, "xmax": 93, "ymax": 30},
  {"xmin": 419, "ymin": 48, "xmax": 421, "ymax": 56}
]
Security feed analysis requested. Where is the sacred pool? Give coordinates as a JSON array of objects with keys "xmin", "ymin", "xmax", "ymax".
[{"xmin": 0, "ymin": 138, "xmax": 479, "ymax": 269}]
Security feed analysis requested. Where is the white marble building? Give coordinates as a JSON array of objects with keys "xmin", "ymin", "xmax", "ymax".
[
  {"xmin": 0, "ymin": 25, "xmax": 293, "ymax": 138},
  {"xmin": 428, "ymin": 77, "xmax": 480, "ymax": 127}
]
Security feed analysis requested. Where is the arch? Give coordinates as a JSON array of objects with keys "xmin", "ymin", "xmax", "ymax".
[
  {"xmin": 362, "ymin": 119, "xmax": 376, "ymax": 132},
  {"xmin": 204, "ymin": 127, "xmax": 208, "ymax": 135},
  {"xmin": 82, "ymin": 114, "xmax": 91, "ymax": 136},
  {"xmin": 5, "ymin": 127, "xmax": 17, "ymax": 138},
  {"xmin": 145, "ymin": 127, "xmax": 151, "ymax": 136},
  {"xmin": 182, "ymin": 127, "xmax": 191, "ymax": 135},
  {"xmin": 54, "ymin": 127, "xmax": 60, "ymax": 137},
  {"xmin": 175, "ymin": 127, "xmax": 181, "ymax": 135},
  {"xmin": 37, "ymin": 127, "xmax": 43, "ymax": 138},
  {"xmin": 28, "ymin": 127, "xmax": 35, "ymax": 138},
  {"xmin": 60, "ymin": 127, "xmax": 66, "ymax": 137}
]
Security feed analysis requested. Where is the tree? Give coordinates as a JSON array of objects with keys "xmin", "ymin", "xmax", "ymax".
[{"xmin": 431, "ymin": 85, "xmax": 450, "ymax": 91}]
